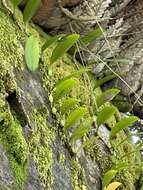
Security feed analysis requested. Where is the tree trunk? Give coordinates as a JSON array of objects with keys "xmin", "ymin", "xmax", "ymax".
[{"xmin": 0, "ymin": 0, "xmax": 142, "ymax": 190}]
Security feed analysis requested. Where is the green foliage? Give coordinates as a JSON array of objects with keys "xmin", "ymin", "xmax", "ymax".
[
  {"xmin": 102, "ymin": 170, "xmax": 117, "ymax": 188},
  {"xmin": 94, "ymin": 74, "xmax": 116, "ymax": 89},
  {"xmin": 23, "ymin": 0, "xmax": 41, "ymax": 23},
  {"xmin": 61, "ymin": 98, "xmax": 79, "ymax": 115},
  {"xmin": 25, "ymin": 35, "xmax": 40, "ymax": 71},
  {"xmin": 70, "ymin": 124, "xmax": 90, "ymax": 143},
  {"xmin": 110, "ymin": 116, "xmax": 138, "ymax": 138},
  {"xmin": 55, "ymin": 67, "xmax": 90, "ymax": 87},
  {"xmin": 53, "ymin": 79, "xmax": 77, "ymax": 102},
  {"xmin": 105, "ymin": 182, "xmax": 122, "ymax": 190},
  {"xmin": 64, "ymin": 107, "xmax": 87, "ymax": 131},
  {"xmin": 96, "ymin": 89, "xmax": 120, "ymax": 108},
  {"xmin": 80, "ymin": 28, "xmax": 104, "ymax": 45},
  {"xmin": 70, "ymin": 119, "xmax": 92, "ymax": 143},
  {"xmin": 11, "ymin": 0, "xmax": 22, "ymax": 9},
  {"xmin": 50, "ymin": 34, "xmax": 80, "ymax": 64},
  {"xmin": 42, "ymin": 34, "xmax": 65, "ymax": 51},
  {"xmin": 96, "ymin": 106, "xmax": 117, "ymax": 126}
]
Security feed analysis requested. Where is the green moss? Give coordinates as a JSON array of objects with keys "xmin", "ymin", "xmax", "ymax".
[
  {"xmin": 110, "ymin": 134, "xmax": 142, "ymax": 189},
  {"xmin": 0, "ymin": 104, "xmax": 28, "ymax": 187},
  {"xmin": 71, "ymin": 158, "xmax": 87, "ymax": 190},
  {"xmin": 29, "ymin": 108, "xmax": 56, "ymax": 189}
]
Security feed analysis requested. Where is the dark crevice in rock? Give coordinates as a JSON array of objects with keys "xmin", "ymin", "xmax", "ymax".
[{"xmin": 6, "ymin": 91, "xmax": 27, "ymax": 127}]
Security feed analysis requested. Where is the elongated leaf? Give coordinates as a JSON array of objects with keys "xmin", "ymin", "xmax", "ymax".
[
  {"xmin": 102, "ymin": 170, "xmax": 117, "ymax": 188},
  {"xmin": 50, "ymin": 34, "xmax": 80, "ymax": 64},
  {"xmin": 96, "ymin": 89, "xmax": 120, "ymax": 108},
  {"xmin": 110, "ymin": 116, "xmax": 138, "ymax": 138},
  {"xmin": 80, "ymin": 28, "xmax": 104, "ymax": 45},
  {"xmin": 96, "ymin": 106, "xmax": 117, "ymax": 126},
  {"xmin": 70, "ymin": 123, "xmax": 91, "ymax": 143},
  {"xmin": 55, "ymin": 68, "xmax": 90, "ymax": 87},
  {"xmin": 25, "ymin": 35, "xmax": 40, "ymax": 71},
  {"xmin": 53, "ymin": 79, "xmax": 77, "ymax": 102},
  {"xmin": 105, "ymin": 182, "xmax": 122, "ymax": 190},
  {"xmin": 64, "ymin": 107, "xmax": 87, "ymax": 131},
  {"xmin": 107, "ymin": 58, "xmax": 133, "ymax": 65},
  {"xmin": 94, "ymin": 74, "xmax": 116, "ymax": 89},
  {"xmin": 61, "ymin": 98, "xmax": 79, "ymax": 114},
  {"xmin": 11, "ymin": 0, "xmax": 22, "ymax": 9},
  {"xmin": 42, "ymin": 34, "xmax": 65, "ymax": 51},
  {"xmin": 23, "ymin": 0, "xmax": 41, "ymax": 23},
  {"xmin": 111, "ymin": 162, "xmax": 129, "ymax": 171}
]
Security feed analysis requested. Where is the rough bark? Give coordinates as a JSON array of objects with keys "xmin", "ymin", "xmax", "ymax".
[{"xmin": 0, "ymin": 1, "xmax": 142, "ymax": 190}]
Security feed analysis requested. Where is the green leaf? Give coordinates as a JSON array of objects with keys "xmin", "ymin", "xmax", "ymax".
[
  {"xmin": 96, "ymin": 106, "xmax": 117, "ymax": 126},
  {"xmin": 11, "ymin": 0, "xmax": 22, "ymax": 9},
  {"xmin": 94, "ymin": 74, "xmax": 116, "ymax": 89},
  {"xmin": 70, "ymin": 123, "xmax": 91, "ymax": 143},
  {"xmin": 61, "ymin": 98, "xmax": 79, "ymax": 114},
  {"xmin": 96, "ymin": 89, "xmax": 120, "ymax": 108},
  {"xmin": 64, "ymin": 107, "xmax": 87, "ymax": 131},
  {"xmin": 50, "ymin": 34, "xmax": 80, "ymax": 64},
  {"xmin": 80, "ymin": 28, "xmax": 104, "ymax": 45},
  {"xmin": 42, "ymin": 34, "xmax": 65, "ymax": 51},
  {"xmin": 23, "ymin": 0, "xmax": 41, "ymax": 23},
  {"xmin": 25, "ymin": 35, "xmax": 40, "ymax": 71},
  {"xmin": 107, "ymin": 58, "xmax": 133, "ymax": 65},
  {"xmin": 102, "ymin": 170, "xmax": 117, "ymax": 188},
  {"xmin": 55, "ymin": 68, "xmax": 90, "ymax": 87},
  {"xmin": 110, "ymin": 116, "xmax": 138, "ymax": 138},
  {"xmin": 53, "ymin": 79, "xmax": 77, "ymax": 102},
  {"xmin": 105, "ymin": 182, "xmax": 122, "ymax": 190}
]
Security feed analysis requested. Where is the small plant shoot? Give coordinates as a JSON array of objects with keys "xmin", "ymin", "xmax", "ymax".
[
  {"xmin": 23, "ymin": 0, "xmax": 41, "ymax": 23},
  {"xmin": 50, "ymin": 34, "xmax": 80, "ymax": 64}
]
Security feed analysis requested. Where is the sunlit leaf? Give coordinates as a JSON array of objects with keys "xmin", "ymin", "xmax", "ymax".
[
  {"xmin": 25, "ymin": 35, "xmax": 40, "ymax": 71},
  {"xmin": 61, "ymin": 98, "xmax": 79, "ymax": 114},
  {"xmin": 70, "ymin": 123, "xmax": 91, "ymax": 143},
  {"xmin": 53, "ymin": 79, "xmax": 77, "ymax": 102},
  {"xmin": 102, "ymin": 170, "xmax": 117, "ymax": 188},
  {"xmin": 11, "ymin": 0, "xmax": 22, "ymax": 9},
  {"xmin": 94, "ymin": 74, "xmax": 116, "ymax": 89},
  {"xmin": 64, "ymin": 107, "xmax": 87, "ymax": 131},
  {"xmin": 55, "ymin": 68, "xmax": 90, "ymax": 87},
  {"xmin": 42, "ymin": 34, "xmax": 65, "ymax": 51},
  {"xmin": 96, "ymin": 89, "xmax": 120, "ymax": 108},
  {"xmin": 96, "ymin": 106, "xmax": 117, "ymax": 126},
  {"xmin": 80, "ymin": 28, "xmax": 104, "ymax": 45},
  {"xmin": 105, "ymin": 182, "xmax": 122, "ymax": 190},
  {"xmin": 50, "ymin": 34, "xmax": 80, "ymax": 64},
  {"xmin": 110, "ymin": 116, "xmax": 138, "ymax": 138},
  {"xmin": 23, "ymin": 0, "xmax": 41, "ymax": 23}
]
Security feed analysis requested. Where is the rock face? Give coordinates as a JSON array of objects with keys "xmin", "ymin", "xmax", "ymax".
[
  {"xmin": 21, "ymin": 0, "xmax": 143, "ymax": 117},
  {"xmin": 0, "ymin": 1, "xmax": 142, "ymax": 190}
]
